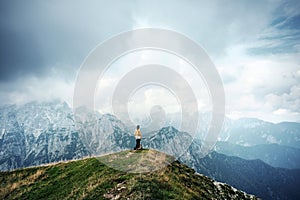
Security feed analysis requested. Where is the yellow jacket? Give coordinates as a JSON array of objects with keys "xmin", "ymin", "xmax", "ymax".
[{"xmin": 134, "ymin": 129, "xmax": 142, "ymax": 139}]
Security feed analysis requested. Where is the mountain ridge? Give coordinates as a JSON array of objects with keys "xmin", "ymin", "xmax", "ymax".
[
  {"xmin": 0, "ymin": 149, "xmax": 258, "ymax": 200},
  {"xmin": 197, "ymin": 151, "xmax": 300, "ymax": 200},
  {"xmin": 215, "ymin": 141, "xmax": 300, "ymax": 169},
  {"xmin": 1, "ymin": 101, "xmax": 299, "ymax": 199}
]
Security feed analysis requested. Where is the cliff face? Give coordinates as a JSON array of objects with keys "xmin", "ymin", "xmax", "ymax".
[
  {"xmin": 0, "ymin": 102, "xmax": 134, "ymax": 171},
  {"xmin": 0, "ymin": 107, "xmax": 26, "ymax": 170}
]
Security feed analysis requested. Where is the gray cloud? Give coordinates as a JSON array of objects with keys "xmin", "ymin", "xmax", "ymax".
[
  {"xmin": 0, "ymin": 0, "xmax": 299, "ymax": 123},
  {"xmin": 132, "ymin": 0, "xmax": 280, "ymax": 57},
  {"xmin": 0, "ymin": 0, "xmax": 135, "ymax": 82}
]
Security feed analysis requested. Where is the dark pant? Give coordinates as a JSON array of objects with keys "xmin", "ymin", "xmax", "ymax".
[{"xmin": 134, "ymin": 139, "xmax": 141, "ymax": 150}]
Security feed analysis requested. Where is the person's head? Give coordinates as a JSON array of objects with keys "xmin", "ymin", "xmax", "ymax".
[{"xmin": 137, "ymin": 125, "xmax": 140, "ymax": 130}]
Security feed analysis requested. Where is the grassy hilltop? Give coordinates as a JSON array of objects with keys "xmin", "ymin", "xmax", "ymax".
[{"xmin": 0, "ymin": 149, "xmax": 258, "ymax": 200}]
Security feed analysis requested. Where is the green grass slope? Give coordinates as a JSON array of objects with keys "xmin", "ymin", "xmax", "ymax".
[{"xmin": 0, "ymin": 149, "xmax": 258, "ymax": 200}]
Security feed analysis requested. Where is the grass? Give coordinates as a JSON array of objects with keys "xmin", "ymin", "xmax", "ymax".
[{"xmin": 0, "ymin": 149, "xmax": 258, "ymax": 200}]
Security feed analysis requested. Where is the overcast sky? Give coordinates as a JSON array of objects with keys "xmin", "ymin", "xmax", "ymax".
[{"xmin": 0, "ymin": 0, "xmax": 299, "ymax": 123}]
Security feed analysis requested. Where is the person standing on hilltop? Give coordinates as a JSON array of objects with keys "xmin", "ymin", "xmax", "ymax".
[{"xmin": 134, "ymin": 125, "xmax": 142, "ymax": 150}]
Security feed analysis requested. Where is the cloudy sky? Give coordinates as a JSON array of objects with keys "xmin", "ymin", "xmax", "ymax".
[{"xmin": 0, "ymin": 0, "xmax": 299, "ymax": 123}]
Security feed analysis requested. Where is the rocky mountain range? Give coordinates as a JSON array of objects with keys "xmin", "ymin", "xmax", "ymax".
[
  {"xmin": 141, "ymin": 125, "xmax": 300, "ymax": 200},
  {"xmin": 1, "ymin": 100, "xmax": 300, "ymax": 199},
  {"xmin": 221, "ymin": 117, "xmax": 300, "ymax": 148},
  {"xmin": 215, "ymin": 141, "xmax": 300, "ymax": 169}
]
